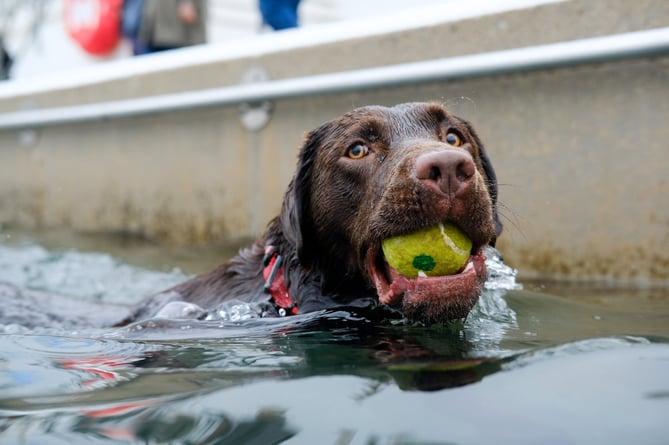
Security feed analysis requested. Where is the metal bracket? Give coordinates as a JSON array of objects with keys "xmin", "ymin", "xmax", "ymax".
[{"xmin": 238, "ymin": 67, "xmax": 273, "ymax": 132}]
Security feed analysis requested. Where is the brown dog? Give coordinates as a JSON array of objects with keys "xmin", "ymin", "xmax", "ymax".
[{"xmin": 118, "ymin": 102, "xmax": 502, "ymax": 325}]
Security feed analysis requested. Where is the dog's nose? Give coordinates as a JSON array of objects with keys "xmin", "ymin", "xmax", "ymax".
[{"xmin": 414, "ymin": 149, "xmax": 475, "ymax": 196}]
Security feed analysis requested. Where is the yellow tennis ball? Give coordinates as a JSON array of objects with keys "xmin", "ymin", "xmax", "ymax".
[{"xmin": 381, "ymin": 223, "xmax": 472, "ymax": 278}]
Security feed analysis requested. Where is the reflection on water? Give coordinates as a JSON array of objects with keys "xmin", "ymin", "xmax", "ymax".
[{"xmin": 0, "ymin": 236, "xmax": 668, "ymax": 444}]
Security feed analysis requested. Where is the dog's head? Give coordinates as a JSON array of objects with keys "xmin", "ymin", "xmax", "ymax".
[{"xmin": 280, "ymin": 102, "xmax": 502, "ymax": 323}]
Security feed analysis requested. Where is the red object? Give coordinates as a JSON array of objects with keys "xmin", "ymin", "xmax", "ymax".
[
  {"xmin": 63, "ymin": 0, "xmax": 122, "ymax": 55},
  {"xmin": 263, "ymin": 246, "xmax": 298, "ymax": 316}
]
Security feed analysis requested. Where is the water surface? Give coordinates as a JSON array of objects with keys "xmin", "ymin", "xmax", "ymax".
[{"xmin": 0, "ymin": 234, "xmax": 668, "ymax": 444}]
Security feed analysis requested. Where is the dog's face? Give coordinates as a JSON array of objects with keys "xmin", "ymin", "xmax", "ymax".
[{"xmin": 284, "ymin": 102, "xmax": 501, "ymax": 323}]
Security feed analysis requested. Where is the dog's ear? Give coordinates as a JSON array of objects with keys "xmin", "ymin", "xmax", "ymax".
[
  {"xmin": 461, "ymin": 119, "xmax": 503, "ymax": 246},
  {"xmin": 280, "ymin": 122, "xmax": 332, "ymax": 265}
]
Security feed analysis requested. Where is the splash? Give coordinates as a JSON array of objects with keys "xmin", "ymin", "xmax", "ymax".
[{"xmin": 0, "ymin": 243, "xmax": 187, "ymax": 305}]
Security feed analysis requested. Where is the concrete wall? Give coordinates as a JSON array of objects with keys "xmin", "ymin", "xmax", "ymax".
[{"xmin": 0, "ymin": 0, "xmax": 668, "ymax": 284}]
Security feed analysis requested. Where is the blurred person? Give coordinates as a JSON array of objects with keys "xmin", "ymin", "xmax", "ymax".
[
  {"xmin": 139, "ymin": 0, "xmax": 206, "ymax": 53},
  {"xmin": 121, "ymin": 0, "xmax": 147, "ymax": 55},
  {"xmin": 0, "ymin": 37, "xmax": 12, "ymax": 80},
  {"xmin": 259, "ymin": 0, "xmax": 301, "ymax": 31}
]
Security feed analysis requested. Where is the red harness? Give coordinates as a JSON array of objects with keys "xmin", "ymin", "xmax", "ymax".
[{"xmin": 263, "ymin": 246, "xmax": 298, "ymax": 316}]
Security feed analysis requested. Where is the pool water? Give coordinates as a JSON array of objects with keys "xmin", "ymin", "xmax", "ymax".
[{"xmin": 0, "ymin": 234, "xmax": 668, "ymax": 444}]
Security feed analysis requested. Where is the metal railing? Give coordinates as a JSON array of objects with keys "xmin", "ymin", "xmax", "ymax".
[{"xmin": 1, "ymin": 27, "xmax": 668, "ymax": 130}]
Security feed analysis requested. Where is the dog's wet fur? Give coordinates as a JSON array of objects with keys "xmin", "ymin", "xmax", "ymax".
[{"xmin": 118, "ymin": 102, "xmax": 502, "ymax": 326}]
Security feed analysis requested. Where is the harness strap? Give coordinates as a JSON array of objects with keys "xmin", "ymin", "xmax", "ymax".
[{"xmin": 262, "ymin": 246, "xmax": 298, "ymax": 316}]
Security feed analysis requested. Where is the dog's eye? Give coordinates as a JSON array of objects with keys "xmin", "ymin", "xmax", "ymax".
[
  {"xmin": 446, "ymin": 132, "xmax": 463, "ymax": 147},
  {"xmin": 347, "ymin": 144, "xmax": 369, "ymax": 159}
]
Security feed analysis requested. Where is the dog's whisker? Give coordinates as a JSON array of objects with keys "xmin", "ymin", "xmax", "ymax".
[{"xmin": 496, "ymin": 203, "xmax": 525, "ymax": 240}]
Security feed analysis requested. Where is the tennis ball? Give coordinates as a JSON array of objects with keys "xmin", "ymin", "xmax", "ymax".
[{"xmin": 381, "ymin": 222, "xmax": 472, "ymax": 278}]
